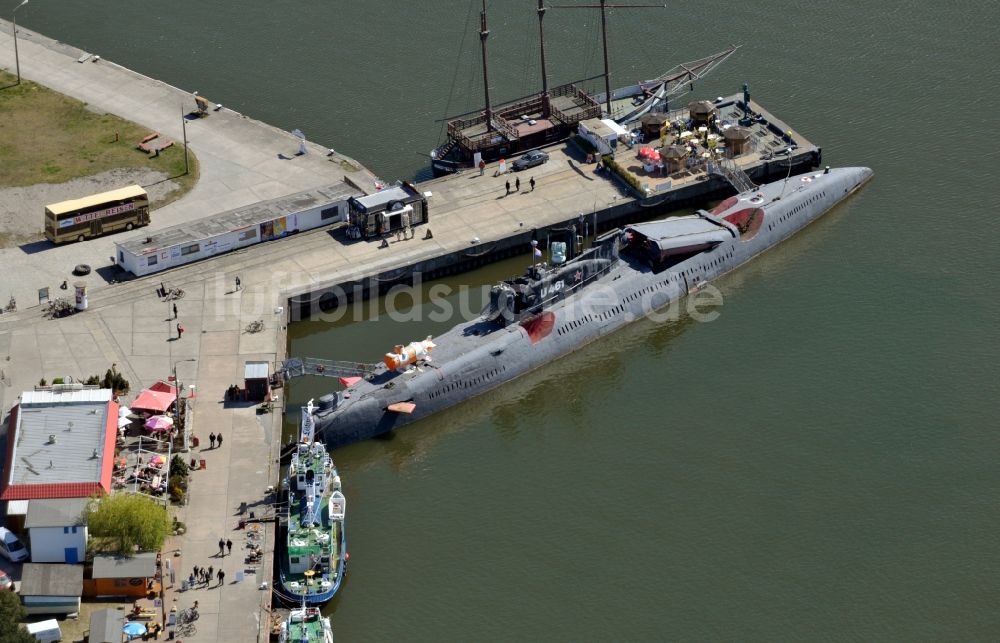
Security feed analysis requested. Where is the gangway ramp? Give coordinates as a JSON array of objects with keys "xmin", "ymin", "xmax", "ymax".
[{"xmin": 279, "ymin": 357, "xmax": 380, "ymax": 381}]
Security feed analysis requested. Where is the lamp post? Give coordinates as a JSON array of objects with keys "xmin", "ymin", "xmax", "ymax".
[
  {"xmin": 180, "ymin": 103, "xmax": 189, "ymax": 175},
  {"xmin": 173, "ymin": 358, "xmax": 196, "ymax": 451},
  {"xmin": 12, "ymin": 0, "xmax": 29, "ymax": 86}
]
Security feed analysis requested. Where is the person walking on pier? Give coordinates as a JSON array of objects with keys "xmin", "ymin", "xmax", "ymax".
[
  {"xmin": 218, "ymin": 538, "xmax": 225, "ymax": 556},
  {"xmin": 216, "ymin": 433, "xmax": 223, "ymax": 448},
  {"xmin": 172, "ymin": 303, "xmax": 178, "ymax": 320},
  {"xmin": 226, "ymin": 539, "xmax": 233, "ymax": 556},
  {"xmin": 479, "ymin": 159, "xmax": 486, "ymax": 176},
  {"xmin": 217, "ymin": 569, "xmax": 225, "ymax": 587},
  {"xmin": 505, "ymin": 180, "xmax": 510, "ymax": 195},
  {"xmin": 515, "ymin": 177, "xmax": 520, "ymax": 192},
  {"xmin": 235, "ymin": 275, "xmax": 242, "ymax": 291},
  {"xmin": 209, "ymin": 432, "xmax": 216, "ymax": 449},
  {"xmin": 176, "ymin": 323, "xmax": 184, "ymax": 339},
  {"xmin": 530, "ymin": 176, "xmax": 536, "ymax": 192},
  {"xmin": 207, "ymin": 565, "xmax": 214, "ymax": 582}
]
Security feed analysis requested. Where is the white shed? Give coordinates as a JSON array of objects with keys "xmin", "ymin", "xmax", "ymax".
[
  {"xmin": 26, "ymin": 619, "xmax": 62, "ymax": 642},
  {"xmin": 26, "ymin": 498, "xmax": 89, "ymax": 564},
  {"xmin": 578, "ymin": 118, "xmax": 624, "ymax": 156}
]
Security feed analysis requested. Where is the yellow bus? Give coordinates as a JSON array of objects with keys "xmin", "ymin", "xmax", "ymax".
[{"xmin": 44, "ymin": 185, "xmax": 150, "ymax": 244}]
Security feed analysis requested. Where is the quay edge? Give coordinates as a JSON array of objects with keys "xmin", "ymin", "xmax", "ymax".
[{"xmin": 287, "ymin": 152, "xmax": 821, "ymax": 319}]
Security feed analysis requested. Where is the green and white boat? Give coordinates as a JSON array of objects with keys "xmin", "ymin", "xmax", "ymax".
[
  {"xmin": 279, "ymin": 400, "xmax": 347, "ymax": 605},
  {"xmin": 278, "ymin": 606, "xmax": 334, "ymax": 643}
]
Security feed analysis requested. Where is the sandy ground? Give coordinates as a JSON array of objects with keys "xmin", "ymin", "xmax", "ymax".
[{"xmin": 0, "ymin": 168, "xmax": 180, "ymax": 246}]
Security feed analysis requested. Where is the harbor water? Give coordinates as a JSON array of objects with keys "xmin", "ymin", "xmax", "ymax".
[{"xmin": 14, "ymin": 0, "xmax": 1000, "ymax": 639}]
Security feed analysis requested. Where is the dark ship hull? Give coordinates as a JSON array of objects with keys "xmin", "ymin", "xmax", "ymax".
[{"xmin": 310, "ymin": 167, "xmax": 873, "ymax": 447}]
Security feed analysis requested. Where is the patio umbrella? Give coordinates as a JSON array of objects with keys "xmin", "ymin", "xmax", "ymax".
[
  {"xmin": 119, "ymin": 406, "xmax": 132, "ymax": 417},
  {"xmin": 150, "ymin": 454, "xmax": 166, "ymax": 466},
  {"xmin": 144, "ymin": 415, "xmax": 174, "ymax": 432},
  {"xmin": 123, "ymin": 622, "xmax": 146, "ymax": 639},
  {"xmin": 117, "ymin": 416, "xmax": 132, "ymax": 429}
]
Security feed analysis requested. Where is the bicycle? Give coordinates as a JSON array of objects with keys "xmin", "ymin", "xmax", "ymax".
[
  {"xmin": 178, "ymin": 606, "xmax": 199, "ymax": 623},
  {"xmin": 175, "ymin": 622, "xmax": 197, "ymax": 638}
]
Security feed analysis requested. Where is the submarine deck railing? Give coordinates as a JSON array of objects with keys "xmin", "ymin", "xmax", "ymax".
[{"xmin": 279, "ymin": 357, "xmax": 380, "ymax": 381}]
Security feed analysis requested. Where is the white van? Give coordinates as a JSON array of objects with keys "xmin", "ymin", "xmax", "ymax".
[{"xmin": 0, "ymin": 527, "xmax": 29, "ymax": 562}]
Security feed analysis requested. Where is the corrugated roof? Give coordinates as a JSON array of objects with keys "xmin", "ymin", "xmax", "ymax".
[
  {"xmin": 352, "ymin": 183, "xmax": 418, "ymax": 210},
  {"xmin": 92, "ymin": 552, "xmax": 157, "ymax": 579},
  {"xmin": 89, "ymin": 608, "xmax": 124, "ymax": 643},
  {"xmin": 1, "ymin": 394, "xmax": 117, "ymax": 501},
  {"xmin": 244, "ymin": 361, "xmax": 269, "ymax": 380},
  {"xmin": 22, "ymin": 389, "xmax": 112, "ymax": 404},
  {"xmin": 25, "ymin": 498, "xmax": 89, "ymax": 528},
  {"xmin": 118, "ymin": 182, "xmax": 362, "ymax": 254},
  {"xmin": 20, "ymin": 563, "xmax": 84, "ymax": 596}
]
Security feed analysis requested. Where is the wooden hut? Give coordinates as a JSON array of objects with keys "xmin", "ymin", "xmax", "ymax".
[
  {"xmin": 661, "ymin": 145, "xmax": 690, "ymax": 173},
  {"xmin": 722, "ymin": 126, "xmax": 752, "ymax": 156},
  {"xmin": 688, "ymin": 100, "xmax": 717, "ymax": 126},
  {"xmin": 639, "ymin": 112, "xmax": 669, "ymax": 141}
]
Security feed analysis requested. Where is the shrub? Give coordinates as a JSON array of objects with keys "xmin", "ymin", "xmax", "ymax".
[
  {"xmin": 602, "ymin": 155, "xmax": 643, "ymax": 195},
  {"xmin": 52, "ymin": 377, "xmax": 65, "ymax": 385},
  {"xmin": 38, "ymin": 378, "xmax": 47, "ymax": 386}
]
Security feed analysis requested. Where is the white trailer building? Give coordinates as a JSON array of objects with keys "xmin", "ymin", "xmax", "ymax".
[{"xmin": 115, "ymin": 182, "xmax": 363, "ymax": 277}]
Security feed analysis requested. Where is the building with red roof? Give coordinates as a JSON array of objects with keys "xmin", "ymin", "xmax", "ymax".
[{"xmin": 1, "ymin": 388, "xmax": 118, "ymax": 501}]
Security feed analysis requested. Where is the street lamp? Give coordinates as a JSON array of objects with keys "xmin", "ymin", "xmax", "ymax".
[
  {"xmin": 12, "ymin": 0, "xmax": 29, "ymax": 86},
  {"xmin": 173, "ymin": 358, "xmax": 196, "ymax": 451}
]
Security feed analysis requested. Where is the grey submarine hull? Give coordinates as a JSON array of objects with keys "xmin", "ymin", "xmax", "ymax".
[{"xmin": 309, "ymin": 167, "xmax": 873, "ymax": 448}]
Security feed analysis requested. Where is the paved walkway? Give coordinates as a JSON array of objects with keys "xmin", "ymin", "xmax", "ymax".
[
  {"xmin": 0, "ymin": 18, "xmax": 377, "ymax": 310},
  {"xmin": 0, "ymin": 263, "xmax": 285, "ymax": 642}
]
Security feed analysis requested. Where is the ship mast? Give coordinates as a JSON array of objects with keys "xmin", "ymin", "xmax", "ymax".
[
  {"xmin": 549, "ymin": 1, "xmax": 667, "ymax": 115},
  {"xmin": 480, "ymin": 0, "xmax": 493, "ymax": 130},
  {"xmin": 537, "ymin": 0, "xmax": 550, "ymax": 116}
]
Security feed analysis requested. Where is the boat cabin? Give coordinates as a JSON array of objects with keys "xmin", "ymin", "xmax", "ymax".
[{"xmin": 347, "ymin": 182, "xmax": 428, "ymax": 240}]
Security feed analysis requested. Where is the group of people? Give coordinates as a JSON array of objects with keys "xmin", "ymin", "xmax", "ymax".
[
  {"xmin": 504, "ymin": 176, "xmax": 536, "ymax": 195},
  {"xmin": 188, "ymin": 564, "xmax": 226, "ymax": 589},
  {"xmin": 394, "ymin": 210, "xmax": 414, "ymax": 242}
]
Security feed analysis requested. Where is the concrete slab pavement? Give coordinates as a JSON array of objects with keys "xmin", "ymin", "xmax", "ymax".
[{"xmin": 0, "ymin": 18, "xmax": 377, "ymax": 311}]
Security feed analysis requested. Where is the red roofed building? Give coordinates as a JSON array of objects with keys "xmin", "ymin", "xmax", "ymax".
[{"xmin": 1, "ymin": 388, "xmax": 118, "ymax": 501}]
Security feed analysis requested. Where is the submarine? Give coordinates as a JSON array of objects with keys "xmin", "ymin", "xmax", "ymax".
[{"xmin": 306, "ymin": 166, "xmax": 873, "ymax": 447}]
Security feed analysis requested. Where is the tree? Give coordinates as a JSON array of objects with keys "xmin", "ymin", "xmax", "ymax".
[
  {"xmin": 0, "ymin": 590, "xmax": 35, "ymax": 643},
  {"xmin": 86, "ymin": 493, "xmax": 171, "ymax": 554}
]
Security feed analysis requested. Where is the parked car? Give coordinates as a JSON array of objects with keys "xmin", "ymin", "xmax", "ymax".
[
  {"xmin": 0, "ymin": 570, "xmax": 11, "ymax": 591},
  {"xmin": 0, "ymin": 527, "xmax": 28, "ymax": 562},
  {"xmin": 512, "ymin": 150, "xmax": 549, "ymax": 171}
]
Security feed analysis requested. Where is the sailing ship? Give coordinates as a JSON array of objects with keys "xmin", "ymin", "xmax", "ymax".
[
  {"xmin": 278, "ymin": 400, "xmax": 347, "ymax": 605},
  {"xmin": 278, "ymin": 605, "xmax": 334, "ymax": 643},
  {"xmin": 429, "ymin": 0, "xmax": 738, "ymax": 175}
]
